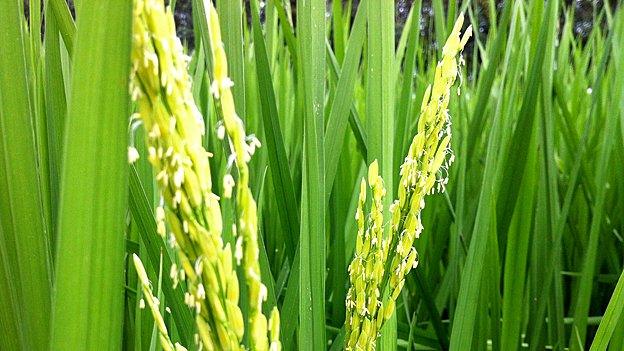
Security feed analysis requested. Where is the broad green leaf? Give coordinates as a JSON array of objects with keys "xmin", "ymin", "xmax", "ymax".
[
  {"xmin": 51, "ymin": 1, "xmax": 132, "ymax": 348},
  {"xmin": 297, "ymin": 0, "xmax": 327, "ymax": 348},
  {"xmin": 0, "ymin": 2, "xmax": 52, "ymax": 349}
]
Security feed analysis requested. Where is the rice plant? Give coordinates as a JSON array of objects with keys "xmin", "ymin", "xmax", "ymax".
[{"xmin": 1, "ymin": 0, "xmax": 623, "ymax": 350}]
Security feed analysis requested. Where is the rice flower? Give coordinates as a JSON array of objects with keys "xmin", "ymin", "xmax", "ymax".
[
  {"xmin": 345, "ymin": 15, "xmax": 471, "ymax": 350},
  {"xmin": 130, "ymin": 0, "xmax": 279, "ymax": 349}
]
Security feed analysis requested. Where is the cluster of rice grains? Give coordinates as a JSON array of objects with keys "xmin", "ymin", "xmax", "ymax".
[
  {"xmin": 344, "ymin": 16, "xmax": 471, "ymax": 351},
  {"xmin": 129, "ymin": 0, "xmax": 280, "ymax": 350}
]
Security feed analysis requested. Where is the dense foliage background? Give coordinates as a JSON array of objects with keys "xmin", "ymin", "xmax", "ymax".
[{"xmin": 1, "ymin": 0, "xmax": 623, "ymax": 350}]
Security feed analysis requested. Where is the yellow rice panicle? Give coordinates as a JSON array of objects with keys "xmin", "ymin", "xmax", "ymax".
[
  {"xmin": 131, "ymin": 0, "xmax": 245, "ymax": 349},
  {"xmin": 131, "ymin": 0, "xmax": 280, "ymax": 350},
  {"xmin": 345, "ymin": 161, "xmax": 392, "ymax": 351},
  {"xmin": 206, "ymin": 2, "xmax": 278, "ymax": 350},
  {"xmin": 344, "ymin": 15, "xmax": 471, "ymax": 350}
]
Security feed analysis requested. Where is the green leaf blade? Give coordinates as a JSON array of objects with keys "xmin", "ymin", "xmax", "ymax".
[{"xmin": 51, "ymin": 1, "xmax": 133, "ymax": 349}]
